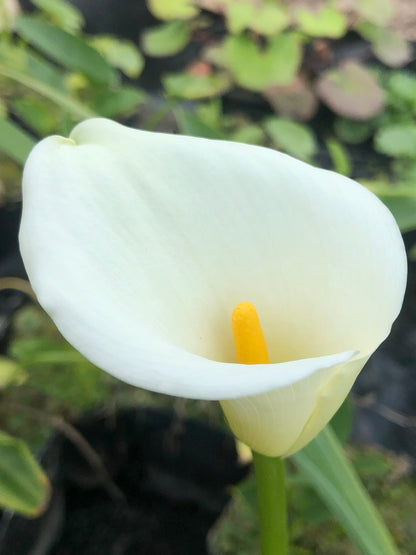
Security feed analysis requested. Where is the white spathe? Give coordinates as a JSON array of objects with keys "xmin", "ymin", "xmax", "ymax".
[{"xmin": 19, "ymin": 118, "xmax": 407, "ymax": 457}]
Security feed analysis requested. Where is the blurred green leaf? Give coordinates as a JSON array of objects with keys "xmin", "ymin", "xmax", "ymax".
[
  {"xmin": 142, "ymin": 20, "xmax": 191, "ymax": 57},
  {"xmin": 326, "ymin": 138, "xmax": 352, "ymax": 177},
  {"xmin": 12, "ymin": 96, "xmax": 56, "ymax": 135},
  {"xmin": 375, "ymin": 123, "xmax": 416, "ymax": 158},
  {"xmin": 0, "ymin": 117, "xmax": 35, "ymax": 165},
  {"xmin": 265, "ymin": 117, "xmax": 317, "ymax": 161},
  {"xmin": 175, "ymin": 108, "xmax": 227, "ymax": 139},
  {"xmin": 90, "ymin": 35, "xmax": 144, "ymax": 78},
  {"xmin": 293, "ymin": 426, "xmax": 400, "ymax": 555},
  {"xmin": 147, "ymin": 0, "xmax": 198, "ymax": 20},
  {"xmin": 387, "ymin": 72, "xmax": 416, "ymax": 105},
  {"xmin": 231, "ymin": 124, "xmax": 265, "ymax": 145},
  {"xmin": 163, "ymin": 71, "xmax": 231, "ymax": 99},
  {"xmin": 223, "ymin": 33, "xmax": 302, "ymax": 91},
  {"xmin": 0, "ymin": 431, "xmax": 50, "ymax": 517},
  {"xmin": 93, "ymin": 87, "xmax": 147, "ymax": 117},
  {"xmin": 334, "ymin": 117, "xmax": 375, "ymax": 144},
  {"xmin": 317, "ymin": 61, "xmax": 384, "ymax": 120},
  {"xmin": 0, "ymin": 357, "xmax": 26, "ymax": 388},
  {"xmin": 16, "ymin": 16, "xmax": 118, "ymax": 85},
  {"xmin": 32, "ymin": 0, "xmax": 84, "ymax": 33},
  {"xmin": 297, "ymin": 6, "xmax": 347, "ymax": 39},
  {"xmin": 226, "ymin": 1, "xmax": 289, "ymax": 36},
  {"xmin": 0, "ymin": 63, "xmax": 95, "ymax": 119},
  {"xmin": 356, "ymin": 22, "xmax": 412, "ymax": 68},
  {"xmin": 354, "ymin": 0, "xmax": 394, "ymax": 26}
]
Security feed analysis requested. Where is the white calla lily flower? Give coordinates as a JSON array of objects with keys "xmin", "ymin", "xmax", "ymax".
[{"xmin": 19, "ymin": 118, "xmax": 406, "ymax": 457}]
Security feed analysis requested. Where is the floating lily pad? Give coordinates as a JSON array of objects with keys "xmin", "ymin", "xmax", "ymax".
[
  {"xmin": 264, "ymin": 76, "xmax": 318, "ymax": 121},
  {"xmin": 142, "ymin": 20, "xmax": 191, "ymax": 57},
  {"xmin": 356, "ymin": 22, "xmax": 412, "ymax": 68},
  {"xmin": 222, "ymin": 33, "xmax": 302, "ymax": 91},
  {"xmin": 316, "ymin": 61, "xmax": 384, "ymax": 120},
  {"xmin": 296, "ymin": 6, "xmax": 347, "ymax": 39},
  {"xmin": 265, "ymin": 117, "xmax": 317, "ymax": 161}
]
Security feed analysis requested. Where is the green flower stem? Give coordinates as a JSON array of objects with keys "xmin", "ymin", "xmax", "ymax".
[{"xmin": 252, "ymin": 451, "xmax": 288, "ymax": 555}]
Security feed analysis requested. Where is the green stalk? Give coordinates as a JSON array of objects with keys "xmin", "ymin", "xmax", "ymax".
[{"xmin": 252, "ymin": 451, "xmax": 288, "ymax": 555}]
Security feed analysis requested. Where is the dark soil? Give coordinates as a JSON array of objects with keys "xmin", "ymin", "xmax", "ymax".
[{"xmin": 0, "ymin": 408, "xmax": 248, "ymax": 555}]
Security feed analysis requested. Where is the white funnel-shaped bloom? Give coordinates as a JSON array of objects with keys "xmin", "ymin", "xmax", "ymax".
[{"xmin": 19, "ymin": 118, "xmax": 406, "ymax": 456}]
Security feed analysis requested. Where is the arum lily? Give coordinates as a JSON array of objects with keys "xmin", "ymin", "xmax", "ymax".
[{"xmin": 20, "ymin": 118, "xmax": 406, "ymax": 460}]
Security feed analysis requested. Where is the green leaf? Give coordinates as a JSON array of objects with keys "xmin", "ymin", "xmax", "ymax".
[
  {"xmin": 142, "ymin": 20, "xmax": 191, "ymax": 57},
  {"xmin": 292, "ymin": 426, "xmax": 400, "ymax": 555},
  {"xmin": 0, "ymin": 356, "xmax": 26, "ymax": 388},
  {"xmin": 326, "ymin": 138, "xmax": 352, "ymax": 177},
  {"xmin": 16, "ymin": 16, "xmax": 118, "ymax": 85},
  {"xmin": 12, "ymin": 96, "xmax": 57, "ymax": 135},
  {"xmin": 32, "ymin": 0, "xmax": 84, "ymax": 33},
  {"xmin": 375, "ymin": 123, "xmax": 416, "ymax": 158},
  {"xmin": 223, "ymin": 33, "xmax": 302, "ymax": 91},
  {"xmin": 354, "ymin": 0, "xmax": 394, "ymax": 26},
  {"xmin": 388, "ymin": 72, "xmax": 416, "ymax": 105},
  {"xmin": 147, "ymin": 0, "xmax": 198, "ymax": 20},
  {"xmin": 231, "ymin": 124, "xmax": 265, "ymax": 145},
  {"xmin": 316, "ymin": 61, "xmax": 384, "ymax": 120},
  {"xmin": 0, "ymin": 117, "xmax": 35, "ymax": 165},
  {"xmin": 356, "ymin": 22, "xmax": 412, "ymax": 68},
  {"xmin": 296, "ymin": 6, "xmax": 347, "ymax": 39},
  {"xmin": 163, "ymin": 71, "xmax": 231, "ymax": 99},
  {"xmin": 265, "ymin": 117, "xmax": 317, "ymax": 161},
  {"xmin": 93, "ymin": 87, "xmax": 147, "ymax": 117},
  {"xmin": 334, "ymin": 117, "xmax": 375, "ymax": 144},
  {"xmin": 174, "ymin": 108, "xmax": 227, "ymax": 139},
  {"xmin": 89, "ymin": 35, "xmax": 144, "ymax": 78},
  {"xmin": 0, "ymin": 63, "xmax": 95, "ymax": 120},
  {"xmin": 226, "ymin": 1, "xmax": 289, "ymax": 36},
  {"xmin": 0, "ymin": 431, "xmax": 50, "ymax": 517}
]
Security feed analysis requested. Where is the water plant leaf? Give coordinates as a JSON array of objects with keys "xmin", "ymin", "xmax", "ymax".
[
  {"xmin": 163, "ymin": 71, "xmax": 231, "ymax": 99},
  {"xmin": 326, "ymin": 138, "xmax": 352, "ymax": 177},
  {"xmin": 142, "ymin": 20, "xmax": 191, "ymax": 57},
  {"xmin": 0, "ymin": 431, "xmax": 50, "ymax": 517},
  {"xmin": 264, "ymin": 77, "xmax": 318, "ymax": 120},
  {"xmin": 226, "ymin": 1, "xmax": 289, "ymax": 36},
  {"xmin": 147, "ymin": 0, "xmax": 198, "ymax": 20},
  {"xmin": 92, "ymin": 87, "xmax": 147, "ymax": 117},
  {"xmin": 292, "ymin": 425, "xmax": 400, "ymax": 555},
  {"xmin": 16, "ymin": 16, "xmax": 118, "ymax": 85},
  {"xmin": 316, "ymin": 61, "xmax": 384, "ymax": 120},
  {"xmin": 174, "ymin": 108, "xmax": 227, "ymax": 139},
  {"xmin": 32, "ymin": 0, "xmax": 84, "ymax": 33},
  {"xmin": 0, "ymin": 357, "xmax": 26, "ymax": 388},
  {"xmin": 296, "ymin": 6, "xmax": 347, "ymax": 38},
  {"xmin": 375, "ymin": 123, "xmax": 416, "ymax": 158},
  {"xmin": 334, "ymin": 118, "xmax": 375, "ymax": 144},
  {"xmin": 356, "ymin": 22, "xmax": 412, "ymax": 68},
  {"xmin": 89, "ymin": 35, "xmax": 144, "ymax": 78},
  {"xmin": 0, "ymin": 117, "xmax": 35, "ymax": 165},
  {"xmin": 223, "ymin": 33, "xmax": 302, "ymax": 91},
  {"xmin": 265, "ymin": 117, "xmax": 317, "ymax": 161},
  {"xmin": 353, "ymin": 0, "xmax": 394, "ymax": 26}
]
